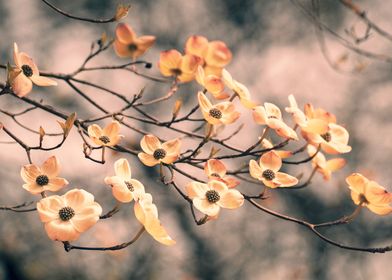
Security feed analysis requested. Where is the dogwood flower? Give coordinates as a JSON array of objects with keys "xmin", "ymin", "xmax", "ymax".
[
  {"xmin": 198, "ymin": 91, "xmax": 240, "ymax": 125},
  {"xmin": 104, "ymin": 158, "xmax": 145, "ymax": 203},
  {"xmin": 195, "ymin": 66, "xmax": 229, "ymax": 99},
  {"xmin": 186, "ymin": 180, "xmax": 244, "ymax": 217},
  {"xmin": 261, "ymin": 139, "xmax": 292, "ymax": 159},
  {"xmin": 185, "ymin": 35, "xmax": 232, "ymax": 76},
  {"xmin": 249, "ymin": 151, "xmax": 298, "ymax": 188},
  {"xmin": 222, "ymin": 69, "xmax": 257, "ymax": 109},
  {"xmin": 87, "ymin": 120, "xmax": 123, "ymax": 147},
  {"xmin": 307, "ymin": 145, "xmax": 345, "ymax": 180},
  {"xmin": 253, "ymin": 103, "xmax": 298, "ymax": 140},
  {"xmin": 138, "ymin": 134, "xmax": 181, "ymax": 166},
  {"xmin": 21, "ymin": 156, "xmax": 68, "ymax": 194},
  {"xmin": 346, "ymin": 173, "xmax": 392, "ymax": 215},
  {"xmin": 11, "ymin": 43, "xmax": 57, "ymax": 97},
  {"xmin": 37, "ymin": 189, "xmax": 102, "ymax": 241},
  {"xmin": 204, "ymin": 159, "xmax": 239, "ymax": 188},
  {"xmin": 114, "ymin": 23, "xmax": 156, "ymax": 59},
  {"xmin": 134, "ymin": 192, "xmax": 175, "ymax": 245},
  {"xmin": 158, "ymin": 49, "xmax": 201, "ymax": 82}
]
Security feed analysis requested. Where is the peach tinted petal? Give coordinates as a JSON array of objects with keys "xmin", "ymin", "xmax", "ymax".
[
  {"xmin": 264, "ymin": 103, "xmax": 282, "ymax": 119},
  {"xmin": 185, "ymin": 35, "xmax": 208, "ymax": 57},
  {"xmin": 18, "ymin": 52, "xmax": 39, "ymax": 75},
  {"xmin": 115, "ymin": 23, "xmax": 136, "ymax": 44},
  {"xmin": 330, "ymin": 124, "xmax": 350, "ymax": 144},
  {"xmin": 275, "ymin": 172, "xmax": 299, "ymax": 187},
  {"xmin": 217, "ymin": 189, "xmax": 244, "ymax": 209},
  {"xmin": 249, "ymin": 160, "xmax": 263, "ymax": 180},
  {"xmin": 141, "ymin": 134, "xmax": 161, "ymax": 154},
  {"xmin": 321, "ymin": 142, "xmax": 351, "ymax": 155},
  {"xmin": 30, "ymin": 75, "xmax": 57, "ymax": 86},
  {"xmin": 64, "ymin": 189, "xmax": 95, "ymax": 213},
  {"xmin": 144, "ymin": 216, "xmax": 176, "ymax": 246},
  {"xmin": 107, "ymin": 135, "xmax": 123, "ymax": 146},
  {"xmin": 193, "ymin": 197, "xmax": 220, "ymax": 216},
  {"xmin": 260, "ymin": 151, "xmax": 282, "ymax": 172},
  {"xmin": 70, "ymin": 204, "xmax": 102, "ymax": 232},
  {"xmin": 366, "ymin": 182, "xmax": 392, "ymax": 205},
  {"xmin": 366, "ymin": 204, "xmax": 392, "ymax": 216},
  {"xmin": 21, "ymin": 164, "xmax": 41, "ymax": 183},
  {"xmin": 346, "ymin": 173, "xmax": 368, "ymax": 194},
  {"xmin": 41, "ymin": 156, "xmax": 60, "ymax": 178},
  {"xmin": 161, "ymin": 155, "xmax": 178, "ymax": 164},
  {"xmin": 13, "ymin": 43, "xmax": 21, "ymax": 67},
  {"xmin": 198, "ymin": 91, "xmax": 212, "ymax": 111},
  {"xmin": 326, "ymin": 158, "xmax": 346, "ymax": 172},
  {"xmin": 114, "ymin": 40, "xmax": 133, "ymax": 57},
  {"xmin": 138, "ymin": 153, "xmax": 160, "ymax": 167},
  {"xmin": 205, "ymin": 159, "xmax": 226, "ymax": 178},
  {"xmin": 302, "ymin": 119, "xmax": 329, "ymax": 134},
  {"xmin": 158, "ymin": 49, "xmax": 182, "ymax": 75},
  {"xmin": 37, "ymin": 195, "xmax": 64, "ymax": 222},
  {"xmin": 112, "ymin": 183, "xmax": 133, "ymax": 203},
  {"xmin": 205, "ymin": 41, "xmax": 232, "ymax": 67},
  {"xmin": 11, "ymin": 73, "xmax": 33, "ymax": 97},
  {"xmin": 162, "ymin": 139, "xmax": 181, "ymax": 155},
  {"xmin": 114, "ymin": 158, "xmax": 131, "ymax": 179},
  {"xmin": 181, "ymin": 54, "xmax": 201, "ymax": 74},
  {"xmin": 222, "ymin": 177, "xmax": 240, "ymax": 188},
  {"xmin": 103, "ymin": 121, "xmax": 121, "ymax": 139},
  {"xmin": 87, "ymin": 124, "xmax": 102, "ymax": 138},
  {"xmin": 253, "ymin": 106, "xmax": 268, "ymax": 125},
  {"xmin": 44, "ymin": 220, "xmax": 80, "ymax": 241},
  {"xmin": 209, "ymin": 180, "xmax": 228, "ymax": 193},
  {"xmin": 23, "ymin": 183, "xmax": 43, "ymax": 194},
  {"xmin": 186, "ymin": 182, "xmax": 209, "ymax": 199},
  {"xmin": 46, "ymin": 178, "xmax": 68, "ymax": 192}
]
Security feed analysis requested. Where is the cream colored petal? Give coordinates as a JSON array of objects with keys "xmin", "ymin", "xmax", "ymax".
[
  {"xmin": 205, "ymin": 40, "xmax": 232, "ymax": 68},
  {"xmin": 330, "ymin": 123, "xmax": 350, "ymax": 145},
  {"xmin": 222, "ymin": 177, "xmax": 240, "ymax": 188},
  {"xmin": 221, "ymin": 69, "xmax": 235, "ymax": 89},
  {"xmin": 36, "ymin": 195, "xmax": 64, "ymax": 222},
  {"xmin": 185, "ymin": 35, "xmax": 208, "ymax": 58},
  {"xmin": 113, "ymin": 40, "xmax": 133, "ymax": 58},
  {"xmin": 143, "ymin": 214, "xmax": 176, "ymax": 246},
  {"xmin": 302, "ymin": 119, "xmax": 329, "ymax": 134},
  {"xmin": 138, "ymin": 153, "xmax": 160, "ymax": 167},
  {"xmin": 18, "ymin": 52, "xmax": 39, "ymax": 75},
  {"xmin": 161, "ymin": 155, "xmax": 178, "ymax": 164},
  {"xmin": 220, "ymin": 110, "xmax": 240, "ymax": 125},
  {"xmin": 366, "ymin": 182, "xmax": 392, "ymax": 205},
  {"xmin": 346, "ymin": 173, "xmax": 368, "ymax": 195},
  {"xmin": 186, "ymin": 181, "xmax": 209, "ymax": 199},
  {"xmin": 70, "ymin": 203, "xmax": 102, "ymax": 232},
  {"xmin": 260, "ymin": 151, "xmax": 282, "ymax": 172},
  {"xmin": 321, "ymin": 142, "xmax": 352, "ymax": 155},
  {"xmin": 44, "ymin": 220, "xmax": 80, "ymax": 241},
  {"xmin": 193, "ymin": 197, "xmax": 220, "ymax": 216},
  {"xmin": 162, "ymin": 138, "xmax": 181, "ymax": 155},
  {"xmin": 252, "ymin": 106, "xmax": 268, "ymax": 125},
  {"xmin": 197, "ymin": 91, "xmax": 213, "ymax": 112},
  {"xmin": 129, "ymin": 179, "xmax": 146, "ymax": 200},
  {"xmin": 268, "ymin": 118, "xmax": 298, "ymax": 140},
  {"xmin": 326, "ymin": 158, "xmax": 346, "ymax": 172},
  {"xmin": 208, "ymin": 180, "xmax": 228, "ymax": 193},
  {"xmin": 217, "ymin": 189, "xmax": 244, "ymax": 209},
  {"xmin": 87, "ymin": 124, "xmax": 103, "ymax": 138},
  {"xmin": 264, "ymin": 103, "xmax": 282, "ymax": 120},
  {"xmin": 158, "ymin": 49, "xmax": 182, "ymax": 74},
  {"xmin": 30, "ymin": 75, "xmax": 57, "ymax": 86},
  {"xmin": 114, "ymin": 158, "xmax": 131, "ymax": 179},
  {"xmin": 41, "ymin": 155, "xmax": 60, "ymax": 178},
  {"xmin": 11, "ymin": 72, "xmax": 33, "ymax": 97},
  {"xmin": 366, "ymin": 204, "xmax": 392, "ymax": 216},
  {"xmin": 275, "ymin": 172, "xmax": 299, "ymax": 187},
  {"xmin": 205, "ymin": 159, "xmax": 226, "ymax": 178},
  {"xmin": 107, "ymin": 135, "xmax": 123, "ymax": 146},
  {"xmin": 13, "ymin": 43, "xmax": 21, "ymax": 67},
  {"xmin": 45, "ymin": 178, "xmax": 68, "ymax": 192},
  {"xmin": 23, "ymin": 183, "xmax": 44, "ymax": 194},
  {"xmin": 103, "ymin": 121, "xmax": 121, "ymax": 139},
  {"xmin": 249, "ymin": 160, "xmax": 263, "ymax": 180},
  {"xmin": 64, "ymin": 189, "xmax": 95, "ymax": 213},
  {"xmin": 112, "ymin": 182, "xmax": 133, "ymax": 203},
  {"xmin": 140, "ymin": 134, "xmax": 161, "ymax": 154},
  {"xmin": 20, "ymin": 164, "xmax": 41, "ymax": 183}
]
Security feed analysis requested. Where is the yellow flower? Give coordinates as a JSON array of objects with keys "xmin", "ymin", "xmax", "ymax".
[
  {"xmin": 195, "ymin": 66, "xmax": 229, "ymax": 100},
  {"xmin": 138, "ymin": 134, "xmax": 181, "ymax": 166},
  {"xmin": 253, "ymin": 103, "xmax": 298, "ymax": 140},
  {"xmin": 114, "ymin": 23, "xmax": 156, "ymax": 59},
  {"xmin": 37, "ymin": 189, "xmax": 102, "ymax": 241},
  {"xmin": 12, "ymin": 43, "xmax": 57, "ymax": 97},
  {"xmin": 261, "ymin": 139, "xmax": 292, "ymax": 159},
  {"xmin": 185, "ymin": 35, "xmax": 232, "ymax": 76},
  {"xmin": 198, "ymin": 91, "xmax": 240, "ymax": 125},
  {"xmin": 134, "ymin": 192, "xmax": 176, "ymax": 246},
  {"xmin": 204, "ymin": 159, "xmax": 240, "ymax": 188},
  {"xmin": 104, "ymin": 158, "xmax": 145, "ymax": 203},
  {"xmin": 87, "ymin": 120, "xmax": 123, "ymax": 147},
  {"xmin": 158, "ymin": 49, "xmax": 201, "ymax": 82},
  {"xmin": 346, "ymin": 173, "xmax": 392, "ymax": 215},
  {"xmin": 222, "ymin": 69, "xmax": 257, "ymax": 109},
  {"xmin": 307, "ymin": 145, "xmax": 345, "ymax": 181},
  {"xmin": 186, "ymin": 180, "xmax": 244, "ymax": 217},
  {"xmin": 21, "ymin": 156, "xmax": 68, "ymax": 195},
  {"xmin": 249, "ymin": 151, "xmax": 298, "ymax": 188}
]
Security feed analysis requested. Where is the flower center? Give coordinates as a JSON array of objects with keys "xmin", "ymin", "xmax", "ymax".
[
  {"xmin": 58, "ymin": 206, "xmax": 75, "ymax": 221},
  {"xmin": 21, "ymin": 65, "xmax": 33, "ymax": 77},
  {"xmin": 99, "ymin": 135, "xmax": 111, "ymax": 144},
  {"xmin": 321, "ymin": 132, "xmax": 332, "ymax": 142},
  {"xmin": 153, "ymin": 148, "xmax": 167, "ymax": 160},
  {"xmin": 209, "ymin": 108, "xmax": 222, "ymax": 119},
  {"xmin": 210, "ymin": 173, "xmax": 221, "ymax": 178},
  {"xmin": 35, "ymin": 175, "xmax": 49, "ymax": 186},
  {"xmin": 125, "ymin": 181, "xmax": 134, "ymax": 191},
  {"xmin": 262, "ymin": 169, "xmax": 275, "ymax": 181},
  {"xmin": 205, "ymin": 190, "xmax": 220, "ymax": 203},
  {"xmin": 170, "ymin": 68, "xmax": 182, "ymax": 76},
  {"xmin": 128, "ymin": 43, "xmax": 138, "ymax": 52}
]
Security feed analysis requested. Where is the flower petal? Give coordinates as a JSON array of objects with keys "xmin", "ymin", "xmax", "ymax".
[
  {"xmin": 115, "ymin": 23, "xmax": 136, "ymax": 44},
  {"xmin": 103, "ymin": 121, "xmax": 121, "ymax": 139},
  {"xmin": 185, "ymin": 35, "xmax": 209, "ymax": 58},
  {"xmin": 87, "ymin": 124, "xmax": 103, "ymax": 138},
  {"xmin": 197, "ymin": 91, "xmax": 212, "ymax": 112},
  {"xmin": 138, "ymin": 153, "xmax": 160, "ymax": 167},
  {"xmin": 44, "ymin": 220, "xmax": 80, "ymax": 241},
  {"xmin": 205, "ymin": 159, "xmax": 226, "ymax": 178},
  {"xmin": 249, "ymin": 159, "xmax": 263, "ymax": 180},
  {"xmin": 41, "ymin": 155, "xmax": 60, "ymax": 178},
  {"xmin": 20, "ymin": 164, "xmax": 41, "ymax": 183},
  {"xmin": 11, "ymin": 72, "xmax": 33, "ymax": 97},
  {"xmin": 70, "ymin": 203, "xmax": 102, "ymax": 232},
  {"xmin": 37, "ymin": 195, "xmax": 64, "ymax": 222},
  {"xmin": 114, "ymin": 158, "xmax": 131, "ymax": 179},
  {"xmin": 217, "ymin": 189, "xmax": 244, "ymax": 209},
  {"xmin": 30, "ymin": 75, "xmax": 57, "ymax": 86},
  {"xmin": 46, "ymin": 177, "xmax": 69, "ymax": 192},
  {"xmin": 64, "ymin": 189, "xmax": 95, "ymax": 213},
  {"xmin": 260, "ymin": 151, "xmax": 282, "ymax": 172},
  {"xmin": 346, "ymin": 173, "xmax": 368, "ymax": 195},
  {"xmin": 186, "ymin": 181, "xmax": 209, "ymax": 199},
  {"xmin": 275, "ymin": 172, "xmax": 299, "ymax": 187},
  {"xmin": 140, "ymin": 134, "xmax": 161, "ymax": 154},
  {"xmin": 162, "ymin": 138, "xmax": 181, "ymax": 155},
  {"xmin": 193, "ymin": 197, "xmax": 220, "ymax": 216}
]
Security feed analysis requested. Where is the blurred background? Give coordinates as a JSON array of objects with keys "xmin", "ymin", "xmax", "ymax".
[{"xmin": 0, "ymin": 0, "xmax": 392, "ymax": 279}]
